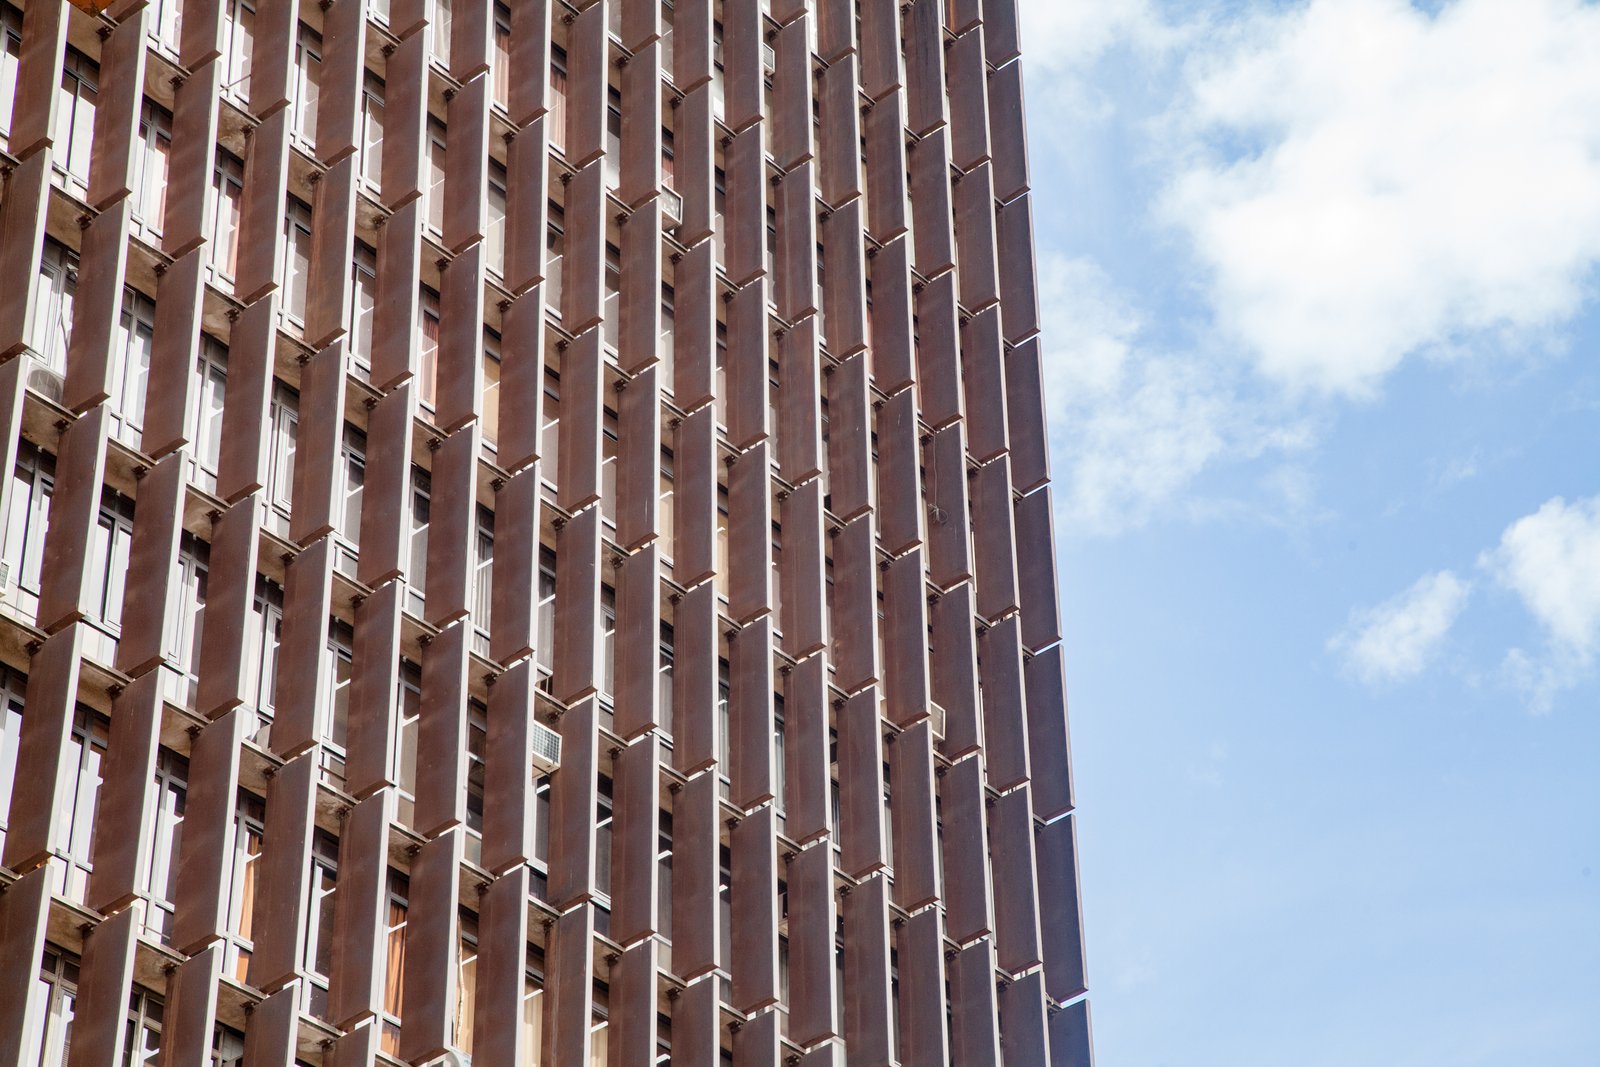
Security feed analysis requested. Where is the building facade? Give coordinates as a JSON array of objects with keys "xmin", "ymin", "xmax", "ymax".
[{"xmin": 0, "ymin": 0, "xmax": 1089, "ymax": 1064}]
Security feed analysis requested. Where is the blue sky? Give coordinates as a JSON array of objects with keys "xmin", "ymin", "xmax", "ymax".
[{"xmin": 1019, "ymin": 1, "xmax": 1600, "ymax": 1062}]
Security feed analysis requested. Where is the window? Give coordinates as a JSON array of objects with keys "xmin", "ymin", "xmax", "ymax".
[
  {"xmin": 220, "ymin": 0, "xmax": 255, "ymax": 105},
  {"xmin": 302, "ymin": 831, "xmax": 339, "ymax": 1018},
  {"xmin": 141, "ymin": 747, "xmax": 188, "ymax": 944},
  {"xmin": 32, "ymin": 240, "xmax": 77, "ymax": 377},
  {"xmin": 109, "ymin": 288, "xmax": 155, "ymax": 447},
  {"xmin": 407, "ymin": 467, "xmax": 431, "ymax": 616},
  {"xmin": 189, "ymin": 339, "xmax": 229, "ymax": 492},
  {"xmin": 536, "ymin": 548, "xmax": 556, "ymax": 682},
  {"xmin": 429, "ymin": 0, "xmax": 452, "ymax": 67},
  {"xmin": 283, "ymin": 198, "xmax": 313, "ymax": 327},
  {"xmin": 1, "ymin": 443, "xmax": 54, "ymax": 623},
  {"xmin": 26, "ymin": 951, "xmax": 80, "ymax": 1067},
  {"xmin": 52, "ymin": 48, "xmax": 98, "ymax": 193},
  {"xmin": 471, "ymin": 507, "xmax": 493, "ymax": 656},
  {"xmin": 424, "ymin": 119, "xmax": 447, "ymax": 235},
  {"xmin": 83, "ymin": 489, "xmax": 135, "ymax": 664},
  {"xmin": 265, "ymin": 383, "xmax": 298, "ymax": 534},
  {"xmin": 457, "ymin": 911, "xmax": 479, "ymax": 1055},
  {"xmin": 380, "ymin": 872, "xmax": 409, "ymax": 1054},
  {"xmin": 335, "ymin": 426, "xmax": 366, "ymax": 577},
  {"xmin": 419, "ymin": 288, "xmax": 441, "ymax": 412},
  {"xmin": 321, "ymin": 620, "xmax": 353, "ymax": 787},
  {"xmin": 208, "ymin": 152, "xmax": 246, "ymax": 286},
  {"xmin": 350, "ymin": 243, "xmax": 378, "ymax": 376},
  {"xmin": 359, "ymin": 73, "xmax": 384, "ymax": 193},
  {"xmin": 52, "ymin": 708, "xmax": 110, "ymax": 904},
  {"xmin": 0, "ymin": 6, "xmax": 21, "ymax": 152},
  {"xmin": 0, "ymin": 667, "xmax": 28, "ymax": 855},
  {"xmin": 549, "ymin": 49, "xmax": 568, "ymax": 154},
  {"xmin": 394, "ymin": 661, "xmax": 421, "ymax": 827},
  {"xmin": 482, "ymin": 331, "xmax": 502, "ymax": 450},
  {"xmin": 492, "ymin": 5, "xmax": 511, "ymax": 111},
  {"xmin": 163, "ymin": 534, "xmax": 208, "ymax": 708},
  {"xmin": 243, "ymin": 577, "xmax": 284, "ymax": 740},
  {"xmin": 487, "ymin": 161, "xmax": 508, "ymax": 278},
  {"xmin": 291, "ymin": 22, "xmax": 320, "ymax": 147},
  {"xmin": 223, "ymin": 792, "xmax": 267, "ymax": 981},
  {"xmin": 148, "ymin": 0, "xmax": 182, "ymax": 55},
  {"xmin": 131, "ymin": 101, "xmax": 173, "ymax": 236}
]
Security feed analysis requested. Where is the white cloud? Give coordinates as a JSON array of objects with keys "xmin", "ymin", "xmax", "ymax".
[
  {"xmin": 1017, "ymin": 0, "xmax": 1168, "ymax": 74},
  {"xmin": 1330, "ymin": 571, "xmax": 1472, "ymax": 685},
  {"xmin": 1160, "ymin": 0, "xmax": 1600, "ymax": 397}
]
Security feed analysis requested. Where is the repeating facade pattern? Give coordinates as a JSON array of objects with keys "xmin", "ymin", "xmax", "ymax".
[{"xmin": 0, "ymin": 0, "xmax": 1090, "ymax": 1063}]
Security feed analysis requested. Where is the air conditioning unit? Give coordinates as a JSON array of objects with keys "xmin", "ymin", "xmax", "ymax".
[
  {"xmin": 761, "ymin": 42, "xmax": 776, "ymax": 76},
  {"xmin": 27, "ymin": 361, "xmax": 66, "ymax": 405},
  {"xmin": 661, "ymin": 186, "xmax": 684, "ymax": 229},
  {"xmin": 928, "ymin": 701, "xmax": 947, "ymax": 742},
  {"xmin": 0, "ymin": 559, "xmax": 12, "ymax": 599},
  {"xmin": 531, "ymin": 718, "xmax": 562, "ymax": 775}
]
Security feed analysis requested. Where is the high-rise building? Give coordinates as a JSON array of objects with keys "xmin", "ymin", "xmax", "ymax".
[{"xmin": 0, "ymin": 0, "xmax": 1089, "ymax": 1063}]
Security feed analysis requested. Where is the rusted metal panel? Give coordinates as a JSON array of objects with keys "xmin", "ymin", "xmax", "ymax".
[
  {"xmin": 482, "ymin": 659, "xmax": 538, "ymax": 873},
  {"xmin": 159, "ymin": 944, "xmax": 222, "ymax": 1067},
  {"xmin": 1038, "ymin": 814, "xmax": 1091, "ymax": 1003},
  {"xmin": 726, "ymin": 281, "xmax": 773, "ymax": 450},
  {"xmin": 730, "ymin": 805, "xmax": 780, "ymax": 1012},
  {"xmin": 547, "ymin": 697, "xmax": 599, "ymax": 909},
  {"xmin": 895, "ymin": 908, "xmax": 950, "ymax": 1067},
  {"xmin": 398, "ymin": 829, "xmax": 464, "ymax": 1063},
  {"xmin": 357, "ymin": 381, "xmax": 418, "ymax": 588},
  {"xmin": 272, "ymin": 536, "xmax": 334, "ymax": 757},
  {"xmin": 779, "ymin": 479, "xmax": 827, "ymax": 659},
  {"xmin": 949, "ymin": 940, "xmax": 1003, "ymax": 1067},
  {"xmin": 617, "ymin": 362, "xmax": 661, "ymax": 551},
  {"xmin": 671, "ymin": 580, "xmax": 720, "ymax": 774},
  {"xmin": 423, "ymin": 423, "xmax": 483, "ymax": 627},
  {"xmin": 67, "ymin": 906, "xmax": 138, "ymax": 1067},
  {"xmin": 3, "ymin": 626, "xmax": 84, "ymax": 873},
  {"xmin": 670, "ymin": 975, "xmax": 720, "ymax": 1067},
  {"xmin": 842, "ymin": 874, "xmax": 895, "ymax": 1067},
  {"xmin": 434, "ymin": 242, "xmax": 488, "ymax": 433},
  {"xmin": 940, "ymin": 755, "xmax": 995, "ymax": 945},
  {"xmin": 1051, "ymin": 997, "xmax": 1097, "ymax": 1067},
  {"xmin": 86, "ymin": 671, "xmax": 164, "ymax": 913},
  {"xmin": 556, "ymin": 329, "xmax": 604, "ymax": 513},
  {"xmin": 728, "ymin": 441, "xmax": 773, "ymax": 625},
  {"xmin": 837, "ymin": 685, "xmax": 888, "ymax": 879},
  {"xmin": 829, "ymin": 514, "xmax": 880, "ymax": 694},
  {"xmin": 196, "ymin": 498, "xmax": 263, "ymax": 719},
  {"xmin": 543, "ymin": 903, "xmax": 595, "ymax": 1065},
  {"xmin": 64, "ymin": 203, "xmax": 132, "ymax": 413},
  {"xmin": 473, "ymin": 867, "xmax": 532, "ymax": 1066},
  {"xmin": 826, "ymin": 351, "xmax": 873, "ymax": 521},
  {"xmin": 607, "ymin": 939, "xmax": 660, "ymax": 1067},
  {"xmin": 329, "ymin": 792, "xmax": 393, "ymax": 1028},
  {"xmin": 670, "ymin": 770, "xmax": 721, "ymax": 980},
  {"xmin": 732, "ymin": 1008, "xmax": 780, "ymax": 1067},
  {"xmin": 345, "ymin": 581, "xmax": 404, "ymax": 798},
  {"xmin": 978, "ymin": 613, "xmax": 1032, "ymax": 792},
  {"xmin": 416, "ymin": 620, "xmax": 471, "ymax": 837},
  {"xmin": 609, "ymin": 734, "xmax": 661, "ymax": 943},
  {"xmin": 171, "ymin": 711, "xmax": 245, "ymax": 955},
  {"xmin": 989, "ymin": 785, "xmax": 1045, "ymax": 974},
  {"xmin": 1025, "ymin": 645, "xmax": 1077, "ymax": 822},
  {"xmin": 0, "ymin": 867, "xmax": 52, "ymax": 1065},
  {"xmin": 552, "ymin": 505, "xmax": 602, "ymax": 702},
  {"xmin": 888, "ymin": 720, "xmax": 941, "ymax": 912},
  {"xmin": 999, "ymin": 969, "xmax": 1052, "ymax": 1067},
  {"xmin": 782, "ymin": 654, "xmax": 833, "ymax": 845},
  {"xmin": 882, "ymin": 549, "xmax": 932, "ymax": 727},
  {"xmin": 729, "ymin": 615, "xmax": 776, "ymax": 811},
  {"xmin": 785, "ymin": 841, "xmax": 840, "ymax": 1046},
  {"xmin": 613, "ymin": 544, "xmax": 663, "ymax": 740},
  {"xmin": 245, "ymin": 752, "xmax": 318, "ymax": 993},
  {"xmin": 972, "ymin": 457, "xmax": 1021, "ymax": 623},
  {"xmin": 777, "ymin": 317, "xmax": 824, "ymax": 485},
  {"xmin": 443, "ymin": 76, "xmax": 491, "ymax": 254},
  {"xmin": 37, "ymin": 407, "xmax": 110, "ymax": 633},
  {"xmin": 115, "ymin": 456, "xmax": 187, "ymax": 678}
]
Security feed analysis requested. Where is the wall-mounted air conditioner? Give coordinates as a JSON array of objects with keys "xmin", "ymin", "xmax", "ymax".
[
  {"xmin": 928, "ymin": 701, "xmax": 947, "ymax": 743},
  {"xmin": 531, "ymin": 718, "xmax": 562, "ymax": 775}
]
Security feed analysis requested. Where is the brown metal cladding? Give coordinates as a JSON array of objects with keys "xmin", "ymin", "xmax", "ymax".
[
  {"xmin": 783, "ymin": 653, "xmax": 834, "ymax": 845},
  {"xmin": 670, "ymin": 770, "xmax": 721, "ymax": 981},
  {"xmin": 116, "ymin": 453, "xmax": 187, "ymax": 677},
  {"xmin": 888, "ymin": 720, "xmax": 942, "ymax": 911},
  {"xmin": 170, "ymin": 711, "xmax": 244, "ymax": 956},
  {"xmin": 730, "ymin": 804, "xmax": 780, "ymax": 1012},
  {"xmin": 3, "ymin": 626, "xmax": 84, "ymax": 872},
  {"xmin": 473, "ymin": 866, "xmax": 532, "ymax": 1064},
  {"xmin": 0, "ymin": 867, "xmax": 52, "ymax": 1059},
  {"xmin": 941, "ymin": 754, "xmax": 996, "ymax": 945},
  {"xmin": 979, "ymin": 612, "xmax": 1033, "ymax": 791},
  {"xmin": 842, "ymin": 874, "xmax": 896, "ymax": 1067},
  {"xmin": 1000, "ymin": 968, "xmax": 1054, "ymax": 1067},
  {"xmin": 1039, "ymin": 813, "xmax": 1093, "ymax": 1003},
  {"xmin": 837, "ymin": 685, "xmax": 888, "ymax": 877},
  {"xmin": 399, "ymin": 828, "xmax": 464, "ymax": 1063},
  {"xmin": 245, "ymin": 751, "xmax": 319, "ymax": 994},
  {"xmin": 990, "ymin": 784, "xmax": 1046, "ymax": 974},
  {"xmin": 733, "ymin": 1006, "xmax": 781, "ymax": 1067},
  {"xmin": 160, "ymin": 944, "xmax": 222, "ymax": 1066},
  {"xmin": 1053, "ymin": 997, "xmax": 1099, "ymax": 1067},
  {"xmin": 482, "ymin": 659, "xmax": 538, "ymax": 873},
  {"xmin": 785, "ymin": 840, "xmax": 840, "ymax": 1045},
  {"xmin": 328, "ymin": 792, "xmax": 392, "ymax": 1029},
  {"xmin": 609, "ymin": 734, "xmax": 661, "ymax": 943},
  {"xmin": 896, "ymin": 907, "xmax": 952, "ymax": 1066},
  {"xmin": 345, "ymin": 580, "xmax": 405, "ymax": 796},
  {"xmin": 950, "ymin": 939, "xmax": 1005, "ymax": 1067},
  {"xmin": 85, "ymin": 673, "xmax": 163, "ymax": 913},
  {"xmin": 66, "ymin": 906, "xmax": 138, "ymax": 1067}
]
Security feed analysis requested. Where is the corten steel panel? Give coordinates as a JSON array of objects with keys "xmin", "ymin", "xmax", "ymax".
[
  {"xmin": 670, "ymin": 770, "xmax": 721, "ymax": 980},
  {"xmin": 345, "ymin": 580, "xmax": 405, "ymax": 797},
  {"xmin": 1005, "ymin": 337, "xmax": 1051, "ymax": 494},
  {"xmin": 908, "ymin": 130, "xmax": 953, "ymax": 279},
  {"xmin": 0, "ymin": 360, "xmax": 25, "ymax": 529},
  {"xmin": 423, "ymin": 423, "xmax": 483, "ymax": 627},
  {"xmin": 435, "ymin": 243, "xmax": 488, "ymax": 434},
  {"xmin": 1000, "ymin": 969, "xmax": 1052, "ymax": 1067},
  {"xmin": 67, "ymin": 906, "xmax": 138, "ymax": 1067},
  {"xmin": 915, "ymin": 270, "xmax": 965, "ymax": 429},
  {"xmin": 816, "ymin": 0, "xmax": 857, "ymax": 62},
  {"xmin": 821, "ymin": 202, "xmax": 870, "ymax": 359},
  {"xmin": 1038, "ymin": 814, "xmax": 1090, "ymax": 1003},
  {"xmin": 495, "ymin": 287, "xmax": 549, "ymax": 474},
  {"xmin": 777, "ymin": 317, "xmax": 824, "ymax": 484},
  {"xmin": 925, "ymin": 424, "xmax": 975, "ymax": 589},
  {"xmin": 556, "ymin": 330, "xmax": 605, "ymax": 512},
  {"xmin": 329, "ymin": 791, "xmax": 393, "ymax": 1028},
  {"xmin": 473, "ymin": 866, "xmax": 532, "ymax": 1066},
  {"xmin": 730, "ymin": 804, "xmax": 780, "ymax": 1012},
  {"xmin": 613, "ymin": 544, "xmax": 663, "ymax": 740},
  {"xmin": 617, "ymin": 363, "xmax": 662, "ymax": 551},
  {"xmin": 416, "ymin": 620, "xmax": 472, "ymax": 836},
  {"xmin": 505, "ymin": 119, "xmax": 553, "ymax": 296},
  {"xmin": 1016, "ymin": 487, "xmax": 1064, "ymax": 651},
  {"xmin": 618, "ymin": 200, "xmax": 663, "ymax": 371},
  {"xmin": 242, "ymin": 987, "xmax": 301, "ymax": 1067},
  {"xmin": 978, "ymin": 613, "xmax": 1032, "ymax": 791},
  {"xmin": 305, "ymin": 160, "xmax": 361, "ymax": 350},
  {"xmin": 782, "ymin": 654, "xmax": 833, "ymax": 845},
  {"xmin": 562, "ymin": 161, "xmax": 607, "ymax": 332},
  {"xmin": 543, "ymin": 902, "xmax": 596, "ymax": 1065},
  {"xmin": 675, "ymin": 85, "xmax": 717, "ymax": 246},
  {"xmin": 324, "ymin": 1022, "xmax": 381, "ymax": 1067},
  {"xmin": 867, "ymin": 237, "xmax": 917, "ymax": 393},
  {"xmin": 3, "ymin": 625, "xmax": 84, "ymax": 873},
  {"xmin": 196, "ymin": 498, "xmax": 263, "ymax": 719},
  {"xmin": 779, "ymin": 479, "xmax": 827, "ymax": 658},
  {"xmin": 955, "ymin": 164, "xmax": 1004, "ymax": 314},
  {"xmin": 0, "ymin": 867, "xmax": 52, "ymax": 1066},
  {"xmin": 160, "ymin": 945, "xmax": 223, "ymax": 1067},
  {"xmin": 248, "ymin": 0, "xmax": 297, "ymax": 116},
  {"xmin": 618, "ymin": 44, "xmax": 664, "ymax": 208},
  {"xmin": 398, "ymin": 828, "xmax": 465, "ymax": 1064},
  {"xmin": 729, "ymin": 615, "xmax": 777, "ymax": 811},
  {"xmin": 482, "ymin": 659, "xmax": 538, "ymax": 873},
  {"xmin": 772, "ymin": 20, "xmax": 816, "ymax": 171},
  {"xmin": 946, "ymin": 31, "xmax": 992, "ymax": 172},
  {"xmin": 776, "ymin": 163, "xmax": 821, "ymax": 322},
  {"xmin": 489, "ymin": 465, "xmax": 541, "ymax": 664},
  {"xmin": 673, "ymin": 406, "xmax": 718, "ymax": 587},
  {"xmin": 931, "ymin": 583, "xmax": 983, "ymax": 758},
  {"xmin": 4, "ymin": 0, "xmax": 67, "ymax": 159},
  {"xmin": 733, "ymin": 1009, "xmax": 780, "ymax": 1067},
  {"xmin": 565, "ymin": 0, "xmax": 608, "ymax": 167},
  {"xmin": 904, "ymin": 0, "xmax": 950, "ymax": 137},
  {"xmin": 36, "ymin": 406, "xmax": 110, "ymax": 633},
  {"xmin": 799, "ymin": 1044, "xmax": 844, "ymax": 1067},
  {"xmin": 990, "ymin": 785, "xmax": 1046, "ymax": 974},
  {"xmin": 837, "ymin": 686, "xmax": 888, "ymax": 878},
  {"xmin": 888, "ymin": 720, "xmax": 941, "ymax": 911},
  {"xmin": 671, "ymin": 0, "xmax": 714, "ymax": 87},
  {"xmin": 272, "ymin": 536, "xmax": 334, "ymax": 757},
  {"xmin": 673, "ymin": 240, "xmax": 718, "ymax": 408},
  {"xmin": 0, "ymin": 153, "xmax": 51, "ymax": 359},
  {"xmin": 1025, "ymin": 645, "xmax": 1077, "ymax": 822},
  {"xmin": 949, "ymin": 940, "xmax": 1004, "ymax": 1067},
  {"xmin": 728, "ymin": 441, "xmax": 774, "ymax": 625},
  {"xmin": 940, "ymin": 755, "xmax": 996, "ymax": 944},
  {"xmin": 179, "ymin": 0, "xmax": 224, "ymax": 65},
  {"xmin": 725, "ymin": 128, "xmax": 768, "ymax": 287},
  {"xmin": 171, "ymin": 710, "xmax": 244, "ymax": 955},
  {"xmin": 245, "ymin": 751, "xmax": 318, "ymax": 993},
  {"xmin": 609, "ymin": 734, "xmax": 662, "ymax": 943},
  {"xmin": 972, "ymin": 456, "xmax": 1022, "ymax": 622},
  {"xmin": 443, "ymin": 76, "xmax": 491, "ymax": 253},
  {"xmin": 842, "ymin": 874, "xmax": 896, "ymax": 1067},
  {"xmin": 726, "ymin": 281, "xmax": 774, "ymax": 449},
  {"xmin": 356, "ymin": 380, "xmax": 418, "ymax": 587},
  {"xmin": 216, "ymin": 299, "xmax": 280, "ymax": 502},
  {"xmin": 608, "ymin": 939, "xmax": 660, "ymax": 1067},
  {"xmin": 64, "ymin": 202, "xmax": 133, "ymax": 413},
  {"xmin": 988, "ymin": 61, "xmax": 1031, "ymax": 204},
  {"xmin": 829, "ymin": 514, "xmax": 880, "ymax": 694},
  {"xmin": 508, "ymin": 0, "xmax": 554, "ymax": 126},
  {"xmin": 875, "ymin": 387, "xmax": 922, "ymax": 555},
  {"xmin": 553, "ymin": 505, "xmax": 603, "ymax": 702},
  {"xmin": 865, "ymin": 93, "xmax": 910, "ymax": 243},
  {"xmin": 316, "ymin": 2, "xmax": 372, "ymax": 178},
  {"xmin": 826, "ymin": 351, "xmax": 874, "ymax": 521},
  {"xmin": 451, "ymin": 0, "xmax": 493, "ymax": 81},
  {"xmin": 895, "ymin": 908, "xmax": 951, "ymax": 1067},
  {"xmin": 817, "ymin": 56, "xmax": 864, "ymax": 208},
  {"xmin": 162, "ymin": 65, "xmax": 224, "ymax": 258},
  {"xmin": 860, "ymin": 0, "xmax": 903, "ymax": 102},
  {"xmin": 288, "ymin": 345, "xmax": 349, "ymax": 544},
  {"xmin": 722, "ymin": 0, "xmax": 764, "ymax": 132},
  {"xmin": 547, "ymin": 696, "xmax": 600, "ymax": 908},
  {"xmin": 785, "ymin": 841, "xmax": 840, "ymax": 1045},
  {"xmin": 86, "ymin": 672, "xmax": 163, "ymax": 913},
  {"xmin": 985, "ymin": 0, "xmax": 1025, "ymax": 66},
  {"xmin": 882, "ymin": 549, "xmax": 932, "ymax": 726},
  {"xmin": 236, "ymin": 108, "xmax": 293, "ymax": 305},
  {"xmin": 998, "ymin": 192, "xmax": 1044, "ymax": 344},
  {"xmin": 382, "ymin": 31, "xmax": 428, "ymax": 205},
  {"xmin": 670, "ymin": 976, "xmax": 721, "ymax": 1067},
  {"xmin": 962, "ymin": 305, "xmax": 1012, "ymax": 463},
  {"xmin": 371, "ymin": 199, "xmax": 424, "ymax": 391},
  {"xmin": 1051, "ymin": 997, "xmax": 1097, "ymax": 1067},
  {"xmin": 671, "ymin": 580, "xmax": 720, "ymax": 773}
]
